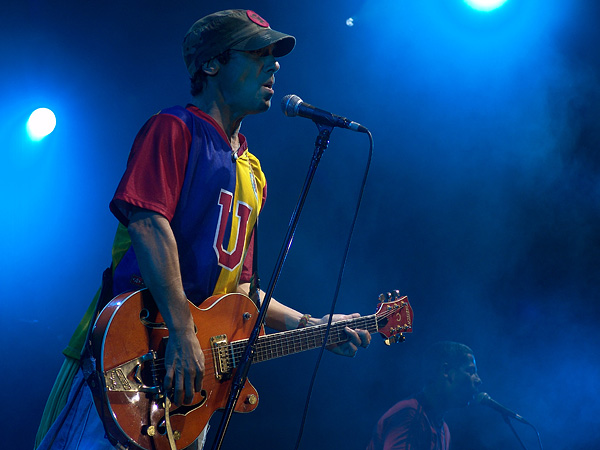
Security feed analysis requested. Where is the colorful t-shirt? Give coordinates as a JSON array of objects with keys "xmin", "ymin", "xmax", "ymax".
[{"xmin": 109, "ymin": 104, "xmax": 267, "ymax": 304}]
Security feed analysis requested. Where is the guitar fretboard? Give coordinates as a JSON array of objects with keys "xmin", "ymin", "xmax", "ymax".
[{"xmin": 229, "ymin": 315, "xmax": 379, "ymax": 365}]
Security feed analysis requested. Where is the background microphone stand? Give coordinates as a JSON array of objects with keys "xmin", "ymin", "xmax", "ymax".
[
  {"xmin": 210, "ymin": 123, "xmax": 334, "ymax": 450},
  {"xmin": 501, "ymin": 412, "xmax": 544, "ymax": 450},
  {"xmin": 504, "ymin": 414, "xmax": 529, "ymax": 450}
]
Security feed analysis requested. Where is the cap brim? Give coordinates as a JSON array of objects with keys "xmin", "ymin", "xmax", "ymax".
[{"xmin": 231, "ymin": 29, "xmax": 296, "ymax": 57}]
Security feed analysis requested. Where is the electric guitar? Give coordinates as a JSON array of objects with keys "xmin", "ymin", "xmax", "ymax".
[{"xmin": 89, "ymin": 289, "xmax": 413, "ymax": 450}]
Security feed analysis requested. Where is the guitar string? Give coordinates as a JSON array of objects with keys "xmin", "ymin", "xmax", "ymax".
[
  {"xmin": 142, "ymin": 307, "xmax": 404, "ymax": 381},
  {"xmin": 151, "ymin": 309, "xmax": 399, "ymax": 376},
  {"xmin": 150, "ymin": 314, "xmax": 379, "ymax": 369},
  {"xmin": 147, "ymin": 308, "xmax": 401, "ymax": 374}
]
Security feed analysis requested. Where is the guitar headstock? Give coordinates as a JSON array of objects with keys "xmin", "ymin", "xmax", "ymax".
[{"xmin": 375, "ymin": 290, "xmax": 413, "ymax": 345}]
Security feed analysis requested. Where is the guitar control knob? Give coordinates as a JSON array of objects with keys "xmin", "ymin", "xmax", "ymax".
[
  {"xmin": 144, "ymin": 425, "xmax": 156, "ymax": 436},
  {"xmin": 246, "ymin": 394, "xmax": 258, "ymax": 405},
  {"xmin": 173, "ymin": 431, "xmax": 181, "ymax": 440}
]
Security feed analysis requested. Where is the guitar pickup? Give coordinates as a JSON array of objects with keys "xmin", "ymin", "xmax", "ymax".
[
  {"xmin": 103, "ymin": 351, "xmax": 161, "ymax": 394},
  {"xmin": 210, "ymin": 334, "xmax": 233, "ymax": 380}
]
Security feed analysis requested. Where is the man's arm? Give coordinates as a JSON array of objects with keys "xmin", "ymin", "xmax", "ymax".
[
  {"xmin": 236, "ymin": 283, "xmax": 371, "ymax": 356},
  {"xmin": 127, "ymin": 207, "xmax": 204, "ymax": 406}
]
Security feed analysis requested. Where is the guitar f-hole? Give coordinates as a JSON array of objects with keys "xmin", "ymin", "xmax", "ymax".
[
  {"xmin": 155, "ymin": 390, "xmax": 208, "ymax": 433},
  {"xmin": 139, "ymin": 308, "xmax": 167, "ymax": 329}
]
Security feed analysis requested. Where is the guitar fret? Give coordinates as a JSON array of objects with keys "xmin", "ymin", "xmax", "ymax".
[{"xmin": 228, "ymin": 313, "xmax": 386, "ymax": 366}]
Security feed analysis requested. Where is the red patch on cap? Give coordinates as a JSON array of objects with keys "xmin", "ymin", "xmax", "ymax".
[{"xmin": 246, "ymin": 10, "xmax": 269, "ymax": 28}]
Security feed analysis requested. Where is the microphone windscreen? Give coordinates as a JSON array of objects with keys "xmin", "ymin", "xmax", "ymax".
[
  {"xmin": 476, "ymin": 392, "xmax": 490, "ymax": 404},
  {"xmin": 281, "ymin": 94, "xmax": 302, "ymax": 117}
]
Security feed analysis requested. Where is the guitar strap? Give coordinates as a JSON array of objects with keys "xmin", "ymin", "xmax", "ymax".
[
  {"xmin": 248, "ymin": 222, "xmax": 261, "ymax": 308},
  {"xmin": 80, "ymin": 265, "xmax": 113, "ymax": 367},
  {"xmin": 163, "ymin": 398, "xmax": 178, "ymax": 450},
  {"xmin": 80, "ymin": 266, "xmax": 125, "ymax": 448}
]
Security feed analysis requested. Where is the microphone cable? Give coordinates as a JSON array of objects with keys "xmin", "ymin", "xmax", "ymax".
[{"xmin": 293, "ymin": 129, "xmax": 374, "ymax": 450}]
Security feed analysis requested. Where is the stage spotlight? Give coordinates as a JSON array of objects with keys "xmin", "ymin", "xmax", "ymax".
[
  {"xmin": 346, "ymin": 17, "xmax": 355, "ymax": 27},
  {"xmin": 464, "ymin": 0, "xmax": 508, "ymax": 12},
  {"xmin": 26, "ymin": 107, "xmax": 56, "ymax": 141}
]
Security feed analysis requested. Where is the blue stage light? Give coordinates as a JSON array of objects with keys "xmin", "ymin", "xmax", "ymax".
[
  {"xmin": 26, "ymin": 107, "xmax": 56, "ymax": 141},
  {"xmin": 464, "ymin": 0, "xmax": 509, "ymax": 12}
]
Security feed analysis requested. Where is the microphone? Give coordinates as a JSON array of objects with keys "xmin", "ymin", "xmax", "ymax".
[
  {"xmin": 476, "ymin": 392, "xmax": 530, "ymax": 424},
  {"xmin": 281, "ymin": 94, "xmax": 368, "ymax": 133}
]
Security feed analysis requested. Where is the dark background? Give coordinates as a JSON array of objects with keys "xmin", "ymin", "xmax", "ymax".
[{"xmin": 2, "ymin": 1, "xmax": 599, "ymax": 449}]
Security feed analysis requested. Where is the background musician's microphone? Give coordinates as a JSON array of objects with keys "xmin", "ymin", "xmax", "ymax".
[
  {"xmin": 281, "ymin": 94, "xmax": 368, "ymax": 133},
  {"xmin": 476, "ymin": 392, "xmax": 530, "ymax": 424}
]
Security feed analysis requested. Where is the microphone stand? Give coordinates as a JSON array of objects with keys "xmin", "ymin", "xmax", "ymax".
[
  {"xmin": 210, "ymin": 123, "xmax": 334, "ymax": 450},
  {"xmin": 503, "ymin": 415, "xmax": 529, "ymax": 450},
  {"xmin": 502, "ymin": 413, "xmax": 544, "ymax": 450}
]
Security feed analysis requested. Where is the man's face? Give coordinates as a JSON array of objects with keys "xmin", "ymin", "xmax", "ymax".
[
  {"xmin": 215, "ymin": 44, "xmax": 280, "ymax": 116},
  {"xmin": 448, "ymin": 353, "xmax": 482, "ymax": 407}
]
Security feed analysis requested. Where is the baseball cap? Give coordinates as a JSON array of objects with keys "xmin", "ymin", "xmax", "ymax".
[{"xmin": 183, "ymin": 9, "xmax": 296, "ymax": 77}]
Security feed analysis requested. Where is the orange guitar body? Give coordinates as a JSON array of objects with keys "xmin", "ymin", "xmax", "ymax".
[{"xmin": 91, "ymin": 290, "xmax": 262, "ymax": 450}]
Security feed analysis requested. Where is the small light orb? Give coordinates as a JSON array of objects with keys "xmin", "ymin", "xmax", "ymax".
[
  {"xmin": 346, "ymin": 17, "xmax": 354, "ymax": 27},
  {"xmin": 26, "ymin": 107, "xmax": 57, "ymax": 141}
]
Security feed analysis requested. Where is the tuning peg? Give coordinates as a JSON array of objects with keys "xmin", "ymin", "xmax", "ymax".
[
  {"xmin": 392, "ymin": 290, "xmax": 401, "ymax": 299},
  {"xmin": 383, "ymin": 334, "xmax": 406, "ymax": 345},
  {"xmin": 378, "ymin": 292, "xmax": 392, "ymax": 302}
]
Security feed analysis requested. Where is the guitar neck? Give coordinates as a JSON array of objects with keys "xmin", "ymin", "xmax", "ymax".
[{"xmin": 230, "ymin": 314, "xmax": 378, "ymax": 364}]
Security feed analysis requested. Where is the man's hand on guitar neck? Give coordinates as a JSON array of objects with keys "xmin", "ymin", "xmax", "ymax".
[
  {"xmin": 314, "ymin": 313, "xmax": 371, "ymax": 357},
  {"xmin": 237, "ymin": 283, "xmax": 371, "ymax": 358}
]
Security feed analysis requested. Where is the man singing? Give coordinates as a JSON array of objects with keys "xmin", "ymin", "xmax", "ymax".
[{"xmin": 36, "ymin": 9, "xmax": 370, "ymax": 450}]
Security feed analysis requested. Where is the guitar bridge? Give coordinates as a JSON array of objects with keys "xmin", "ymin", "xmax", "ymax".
[
  {"xmin": 210, "ymin": 334, "xmax": 233, "ymax": 380},
  {"xmin": 103, "ymin": 351, "xmax": 161, "ymax": 394}
]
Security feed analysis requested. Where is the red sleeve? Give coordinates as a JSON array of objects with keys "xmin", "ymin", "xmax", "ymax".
[{"xmin": 110, "ymin": 112, "xmax": 191, "ymax": 225}]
